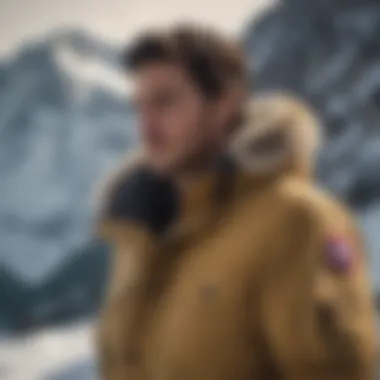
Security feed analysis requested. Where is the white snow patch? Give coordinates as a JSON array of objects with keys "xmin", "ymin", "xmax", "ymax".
[{"xmin": 0, "ymin": 320, "xmax": 95, "ymax": 380}]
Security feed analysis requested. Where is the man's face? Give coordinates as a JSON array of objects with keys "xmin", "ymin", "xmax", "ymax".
[{"xmin": 131, "ymin": 62, "xmax": 226, "ymax": 175}]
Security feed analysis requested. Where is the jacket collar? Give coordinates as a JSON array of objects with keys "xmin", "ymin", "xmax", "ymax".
[
  {"xmin": 161, "ymin": 154, "xmax": 237, "ymax": 245},
  {"xmin": 162, "ymin": 156, "xmax": 278, "ymax": 248}
]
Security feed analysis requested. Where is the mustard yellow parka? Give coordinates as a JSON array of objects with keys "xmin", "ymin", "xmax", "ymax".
[{"xmin": 95, "ymin": 93, "xmax": 376, "ymax": 380}]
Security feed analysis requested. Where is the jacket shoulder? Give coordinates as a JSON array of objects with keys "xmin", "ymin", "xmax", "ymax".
[
  {"xmin": 272, "ymin": 176, "xmax": 356, "ymax": 233},
  {"xmin": 262, "ymin": 177, "xmax": 365, "ymax": 272}
]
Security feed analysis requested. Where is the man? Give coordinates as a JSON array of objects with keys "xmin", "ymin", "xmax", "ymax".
[{"xmin": 95, "ymin": 25, "xmax": 376, "ymax": 380}]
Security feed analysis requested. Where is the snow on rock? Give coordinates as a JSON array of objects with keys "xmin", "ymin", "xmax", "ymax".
[{"xmin": 0, "ymin": 320, "xmax": 96, "ymax": 380}]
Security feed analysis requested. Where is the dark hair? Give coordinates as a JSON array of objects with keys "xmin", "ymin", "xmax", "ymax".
[{"xmin": 122, "ymin": 24, "xmax": 247, "ymax": 99}]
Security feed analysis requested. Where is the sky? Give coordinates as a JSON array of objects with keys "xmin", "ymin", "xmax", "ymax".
[
  {"xmin": 0, "ymin": 0, "xmax": 276, "ymax": 95},
  {"xmin": 0, "ymin": 0, "xmax": 274, "ymax": 57}
]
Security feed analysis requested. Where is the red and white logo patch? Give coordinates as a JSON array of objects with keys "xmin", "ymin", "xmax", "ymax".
[{"xmin": 324, "ymin": 235, "xmax": 354, "ymax": 274}]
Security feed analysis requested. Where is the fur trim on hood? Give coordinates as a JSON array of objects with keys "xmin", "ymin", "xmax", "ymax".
[{"xmin": 230, "ymin": 91, "xmax": 322, "ymax": 177}]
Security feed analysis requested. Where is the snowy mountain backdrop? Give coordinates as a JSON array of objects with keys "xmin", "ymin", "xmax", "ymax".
[{"xmin": 0, "ymin": 0, "xmax": 379, "ymax": 336}]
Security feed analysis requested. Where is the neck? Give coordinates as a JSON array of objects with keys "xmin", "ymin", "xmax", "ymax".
[{"xmin": 173, "ymin": 150, "xmax": 225, "ymax": 194}]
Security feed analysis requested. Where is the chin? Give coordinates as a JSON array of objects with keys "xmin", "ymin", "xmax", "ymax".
[
  {"xmin": 146, "ymin": 150, "xmax": 188, "ymax": 177},
  {"xmin": 146, "ymin": 157, "xmax": 173, "ymax": 176}
]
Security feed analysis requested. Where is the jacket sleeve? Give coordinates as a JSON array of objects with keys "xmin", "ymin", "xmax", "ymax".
[
  {"xmin": 95, "ymin": 222, "xmax": 158, "ymax": 380},
  {"xmin": 260, "ymin": 202, "xmax": 376, "ymax": 380}
]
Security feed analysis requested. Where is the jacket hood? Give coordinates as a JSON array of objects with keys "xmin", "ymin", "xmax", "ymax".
[
  {"xmin": 230, "ymin": 92, "xmax": 322, "ymax": 178},
  {"xmin": 95, "ymin": 92, "xmax": 321, "ymax": 218}
]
